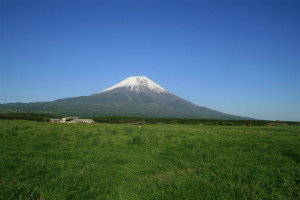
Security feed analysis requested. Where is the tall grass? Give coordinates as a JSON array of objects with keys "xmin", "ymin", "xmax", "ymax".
[{"xmin": 0, "ymin": 120, "xmax": 299, "ymax": 199}]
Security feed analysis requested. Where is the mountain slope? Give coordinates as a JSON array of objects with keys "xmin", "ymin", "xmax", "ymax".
[{"xmin": 0, "ymin": 76, "xmax": 250, "ymax": 119}]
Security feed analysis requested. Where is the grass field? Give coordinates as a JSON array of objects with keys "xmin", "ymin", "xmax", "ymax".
[{"xmin": 0, "ymin": 120, "xmax": 299, "ymax": 199}]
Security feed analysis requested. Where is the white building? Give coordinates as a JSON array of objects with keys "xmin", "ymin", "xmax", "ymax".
[{"xmin": 71, "ymin": 119, "xmax": 95, "ymax": 123}]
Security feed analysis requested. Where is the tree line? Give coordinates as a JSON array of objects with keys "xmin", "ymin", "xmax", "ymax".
[
  {"xmin": 0, "ymin": 113, "xmax": 58, "ymax": 122},
  {"xmin": 0, "ymin": 113, "xmax": 298, "ymax": 126},
  {"xmin": 92, "ymin": 116, "xmax": 299, "ymax": 126}
]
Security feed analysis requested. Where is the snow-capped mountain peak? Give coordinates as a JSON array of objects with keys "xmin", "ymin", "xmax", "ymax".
[{"xmin": 99, "ymin": 76, "xmax": 168, "ymax": 93}]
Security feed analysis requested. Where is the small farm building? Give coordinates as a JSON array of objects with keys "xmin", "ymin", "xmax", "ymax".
[{"xmin": 72, "ymin": 119, "xmax": 95, "ymax": 123}]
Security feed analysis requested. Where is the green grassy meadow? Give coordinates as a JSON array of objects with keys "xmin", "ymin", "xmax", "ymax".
[{"xmin": 0, "ymin": 120, "xmax": 299, "ymax": 199}]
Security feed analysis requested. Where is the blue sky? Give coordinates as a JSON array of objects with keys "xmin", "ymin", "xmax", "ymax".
[{"xmin": 1, "ymin": 0, "xmax": 299, "ymax": 121}]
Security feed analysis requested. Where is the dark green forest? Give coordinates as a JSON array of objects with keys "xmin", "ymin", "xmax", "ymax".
[
  {"xmin": 91, "ymin": 116, "xmax": 299, "ymax": 126},
  {"xmin": 0, "ymin": 113, "xmax": 298, "ymax": 126},
  {"xmin": 0, "ymin": 113, "xmax": 59, "ymax": 122}
]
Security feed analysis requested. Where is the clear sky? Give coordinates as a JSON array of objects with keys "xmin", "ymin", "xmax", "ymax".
[{"xmin": 1, "ymin": 0, "xmax": 299, "ymax": 121}]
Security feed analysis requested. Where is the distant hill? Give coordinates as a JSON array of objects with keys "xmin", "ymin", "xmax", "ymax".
[{"xmin": 0, "ymin": 76, "xmax": 251, "ymax": 120}]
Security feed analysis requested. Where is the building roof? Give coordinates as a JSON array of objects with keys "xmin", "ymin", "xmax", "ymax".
[{"xmin": 72, "ymin": 119, "xmax": 95, "ymax": 123}]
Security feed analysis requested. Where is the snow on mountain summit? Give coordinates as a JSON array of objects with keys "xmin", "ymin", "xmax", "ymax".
[{"xmin": 99, "ymin": 76, "xmax": 168, "ymax": 93}]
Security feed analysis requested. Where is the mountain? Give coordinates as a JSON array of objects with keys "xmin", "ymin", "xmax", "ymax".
[{"xmin": 0, "ymin": 76, "xmax": 250, "ymax": 119}]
